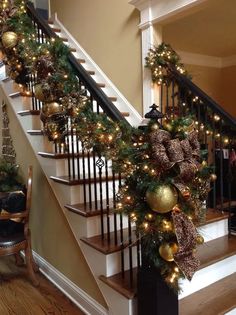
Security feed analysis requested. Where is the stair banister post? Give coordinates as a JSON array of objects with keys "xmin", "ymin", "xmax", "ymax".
[{"xmin": 137, "ymin": 104, "xmax": 178, "ymax": 315}]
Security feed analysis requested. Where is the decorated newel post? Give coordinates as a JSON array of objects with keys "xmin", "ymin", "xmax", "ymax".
[{"xmin": 114, "ymin": 104, "xmax": 213, "ymax": 315}]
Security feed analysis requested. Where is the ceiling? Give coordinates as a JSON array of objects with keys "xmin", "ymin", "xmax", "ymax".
[{"xmin": 162, "ymin": 0, "xmax": 236, "ymax": 57}]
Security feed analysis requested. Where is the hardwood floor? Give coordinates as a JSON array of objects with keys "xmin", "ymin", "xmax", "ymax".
[{"xmin": 0, "ymin": 256, "xmax": 85, "ymax": 315}]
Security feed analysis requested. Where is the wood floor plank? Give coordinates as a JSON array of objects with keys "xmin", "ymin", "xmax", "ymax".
[{"xmin": 0, "ymin": 256, "xmax": 85, "ymax": 315}]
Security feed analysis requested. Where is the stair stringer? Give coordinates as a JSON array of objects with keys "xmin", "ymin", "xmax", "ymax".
[
  {"xmin": 49, "ymin": 13, "xmax": 143, "ymax": 127},
  {"xmin": 0, "ymin": 79, "xmax": 136, "ymax": 315}
]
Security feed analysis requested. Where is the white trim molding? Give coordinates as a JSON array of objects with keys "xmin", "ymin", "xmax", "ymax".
[
  {"xmin": 129, "ymin": 0, "xmax": 208, "ymax": 29},
  {"xmin": 32, "ymin": 251, "xmax": 109, "ymax": 315}
]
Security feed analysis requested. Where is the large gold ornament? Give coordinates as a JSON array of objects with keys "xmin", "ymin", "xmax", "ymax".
[
  {"xmin": 146, "ymin": 185, "xmax": 178, "ymax": 213},
  {"xmin": 42, "ymin": 102, "xmax": 63, "ymax": 117},
  {"xmin": 159, "ymin": 242, "xmax": 178, "ymax": 262},
  {"xmin": 2, "ymin": 31, "xmax": 18, "ymax": 49}
]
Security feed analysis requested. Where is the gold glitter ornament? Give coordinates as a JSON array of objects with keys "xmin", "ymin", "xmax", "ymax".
[
  {"xmin": 2, "ymin": 31, "xmax": 18, "ymax": 49},
  {"xmin": 146, "ymin": 185, "xmax": 178, "ymax": 213},
  {"xmin": 159, "ymin": 242, "xmax": 178, "ymax": 262}
]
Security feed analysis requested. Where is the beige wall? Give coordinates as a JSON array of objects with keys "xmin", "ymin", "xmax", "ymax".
[
  {"xmin": 220, "ymin": 66, "xmax": 236, "ymax": 118},
  {"xmin": 185, "ymin": 64, "xmax": 222, "ymax": 105},
  {"xmin": 50, "ymin": 0, "xmax": 143, "ymax": 115},
  {"xmin": 0, "ymin": 89, "xmax": 107, "ymax": 308}
]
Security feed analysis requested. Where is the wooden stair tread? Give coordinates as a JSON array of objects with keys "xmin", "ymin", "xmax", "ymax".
[
  {"xmin": 97, "ymin": 83, "xmax": 106, "ymax": 88},
  {"xmin": 99, "ymin": 268, "xmax": 137, "ymax": 299},
  {"xmin": 65, "ymin": 199, "xmax": 113, "ymax": 217},
  {"xmin": 50, "ymin": 174, "xmax": 121, "ymax": 185},
  {"xmin": 108, "ymin": 97, "xmax": 117, "ymax": 102},
  {"xmin": 197, "ymin": 235, "xmax": 236, "ymax": 269},
  {"xmin": 18, "ymin": 110, "xmax": 40, "ymax": 116},
  {"xmin": 216, "ymin": 201, "xmax": 236, "ymax": 210},
  {"xmin": 87, "ymin": 70, "xmax": 95, "ymax": 75},
  {"xmin": 81, "ymin": 228, "xmax": 136, "ymax": 254},
  {"xmin": 199, "ymin": 208, "xmax": 229, "ymax": 226},
  {"xmin": 27, "ymin": 130, "xmax": 43, "ymax": 135},
  {"xmin": 121, "ymin": 112, "xmax": 130, "ymax": 117},
  {"xmin": 38, "ymin": 151, "xmax": 90, "ymax": 159},
  {"xmin": 100, "ymin": 235, "xmax": 236, "ymax": 300},
  {"xmin": 51, "ymin": 27, "xmax": 61, "ymax": 33},
  {"xmin": 77, "ymin": 58, "xmax": 86, "ymax": 63},
  {"xmin": 179, "ymin": 273, "xmax": 236, "ymax": 315}
]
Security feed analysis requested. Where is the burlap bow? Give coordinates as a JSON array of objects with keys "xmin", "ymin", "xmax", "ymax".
[{"xmin": 150, "ymin": 129, "xmax": 200, "ymax": 182}]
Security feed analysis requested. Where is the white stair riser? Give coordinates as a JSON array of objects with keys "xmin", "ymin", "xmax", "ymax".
[
  {"xmin": 66, "ymin": 209, "xmax": 133, "ymax": 238},
  {"xmin": 179, "ymin": 254, "xmax": 236, "ymax": 299},
  {"xmin": 80, "ymin": 242, "xmax": 138, "ymax": 277},
  {"xmin": 197, "ymin": 219, "xmax": 228, "ymax": 242},
  {"xmin": 51, "ymin": 179, "xmax": 120, "ymax": 205},
  {"xmin": 18, "ymin": 115, "xmax": 42, "ymax": 130}
]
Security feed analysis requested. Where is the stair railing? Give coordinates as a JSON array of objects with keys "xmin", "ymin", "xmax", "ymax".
[
  {"xmin": 25, "ymin": 1, "xmax": 137, "ymax": 286},
  {"xmin": 160, "ymin": 64, "xmax": 236, "ymax": 233}
]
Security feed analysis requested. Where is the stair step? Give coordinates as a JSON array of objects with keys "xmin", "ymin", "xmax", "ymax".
[
  {"xmin": 87, "ymin": 70, "xmax": 95, "ymax": 75},
  {"xmin": 200, "ymin": 208, "xmax": 229, "ymax": 226},
  {"xmin": 121, "ymin": 112, "xmax": 130, "ymax": 117},
  {"xmin": 9, "ymin": 92, "xmax": 21, "ymax": 98},
  {"xmin": 77, "ymin": 58, "xmax": 86, "ymax": 64},
  {"xmin": 69, "ymin": 47, "xmax": 76, "ymax": 52},
  {"xmin": 65, "ymin": 199, "xmax": 113, "ymax": 217},
  {"xmin": 216, "ymin": 201, "xmax": 236, "ymax": 211},
  {"xmin": 18, "ymin": 110, "xmax": 40, "ymax": 116},
  {"xmin": 108, "ymin": 97, "xmax": 117, "ymax": 102},
  {"xmin": 99, "ymin": 268, "xmax": 137, "ymax": 299},
  {"xmin": 179, "ymin": 273, "xmax": 236, "ymax": 315},
  {"xmin": 97, "ymin": 83, "xmax": 106, "ymax": 88},
  {"xmin": 81, "ymin": 227, "xmax": 136, "ymax": 254},
  {"xmin": 100, "ymin": 235, "xmax": 236, "ymax": 300},
  {"xmin": 38, "ymin": 152, "xmax": 88, "ymax": 159},
  {"xmin": 50, "ymin": 174, "xmax": 121, "ymax": 185},
  {"xmin": 51, "ymin": 27, "xmax": 61, "ymax": 33},
  {"xmin": 61, "ymin": 37, "xmax": 69, "ymax": 42},
  {"xmin": 47, "ymin": 20, "xmax": 54, "ymax": 25},
  {"xmin": 197, "ymin": 235, "xmax": 236, "ymax": 270},
  {"xmin": 2, "ymin": 77, "xmax": 10, "ymax": 82},
  {"xmin": 27, "ymin": 130, "xmax": 43, "ymax": 135}
]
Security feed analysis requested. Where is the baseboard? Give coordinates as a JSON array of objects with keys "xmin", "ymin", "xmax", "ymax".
[{"xmin": 32, "ymin": 251, "xmax": 109, "ymax": 315}]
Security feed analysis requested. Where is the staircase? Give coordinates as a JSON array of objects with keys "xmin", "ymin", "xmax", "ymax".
[{"xmin": 1, "ymin": 2, "xmax": 236, "ymax": 315}]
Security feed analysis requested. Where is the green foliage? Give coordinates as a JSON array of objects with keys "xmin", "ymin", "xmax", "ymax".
[{"xmin": 0, "ymin": 158, "xmax": 22, "ymax": 192}]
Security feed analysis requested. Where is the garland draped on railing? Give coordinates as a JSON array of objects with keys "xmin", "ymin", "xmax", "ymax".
[{"xmin": 0, "ymin": 0, "xmax": 215, "ymax": 292}]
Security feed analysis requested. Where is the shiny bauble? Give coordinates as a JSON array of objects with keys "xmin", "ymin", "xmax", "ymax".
[
  {"xmin": 2, "ymin": 31, "xmax": 18, "ymax": 49},
  {"xmin": 146, "ymin": 185, "xmax": 178, "ymax": 213},
  {"xmin": 159, "ymin": 242, "xmax": 178, "ymax": 262},
  {"xmin": 42, "ymin": 102, "xmax": 63, "ymax": 117},
  {"xmin": 145, "ymin": 213, "xmax": 155, "ymax": 222},
  {"xmin": 161, "ymin": 220, "xmax": 173, "ymax": 232},
  {"xmin": 150, "ymin": 123, "xmax": 159, "ymax": 131},
  {"xmin": 34, "ymin": 84, "xmax": 45, "ymax": 101},
  {"xmin": 196, "ymin": 234, "xmax": 204, "ymax": 245},
  {"xmin": 201, "ymin": 160, "xmax": 207, "ymax": 168},
  {"xmin": 210, "ymin": 174, "xmax": 217, "ymax": 182}
]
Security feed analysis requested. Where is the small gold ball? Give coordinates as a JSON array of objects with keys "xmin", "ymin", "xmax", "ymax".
[
  {"xmin": 210, "ymin": 174, "xmax": 217, "ymax": 182},
  {"xmin": 196, "ymin": 234, "xmax": 204, "ymax": 245},
  {"xmin": 159, "ymin": 242, "xmax": 178, "ymax": 262},
  {"xmin": 151, "ymin": 123, "xmax": 159, "ymax": 131},
  {"xmin": 202, "ymin": 160, "xmax": 207, "ymax": 167}
]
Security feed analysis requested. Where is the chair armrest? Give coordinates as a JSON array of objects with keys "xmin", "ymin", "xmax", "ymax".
[{"xmin": 0, "ymin": 210, "xmax": 28, "ymax": 220}]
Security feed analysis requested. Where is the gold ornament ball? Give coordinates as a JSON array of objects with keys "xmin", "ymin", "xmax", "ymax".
[
  {"xmin": 2, "ymin": 31, "xmax": 18, "ymax": 49},
  {"xmin": 34, "ymin": 84, "xmax": 45, "ymax": 101},
  {"xmin": 151, "ymin": 123, "xmax": 159, "ymax": 131},
  {"xmin": 201, "ymin": 160, "xmax": 207, "ymax": 167},
  {"xmin": 196, "ymin": 234, "xmax": 204, "ymax": 245},
  {"xmin": 146, "ymin": 185, "xmax": 178, "ymax": 213},
  {"xmin": 210, "ymin": 174, "xmax": 217, "ymax": 182},
  {"xmin": 159, "ymin": 242, "xmax": 178, "ymax": 262},
  {"xmin": 42, "ymin": 102, "xmax": 63, "ymax": 117}
]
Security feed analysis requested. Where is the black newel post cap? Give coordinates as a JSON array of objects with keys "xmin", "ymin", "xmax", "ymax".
[{"xmin": 145, "ymin": 104, "xmax": 164, "ymax": 120}]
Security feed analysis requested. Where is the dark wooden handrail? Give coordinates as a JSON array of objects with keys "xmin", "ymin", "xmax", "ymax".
[
  {"xmin": 169, "ymin": 65, "xmax": 236, "ymax": 130},
  {"xmin": 26, "ymin": 1, "xmax": 128, "ymax": 124}
]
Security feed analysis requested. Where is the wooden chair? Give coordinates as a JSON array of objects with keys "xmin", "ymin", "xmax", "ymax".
[{"xmin": 0, "ymin": 166, "xmax": 39, "ymax": 286}]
